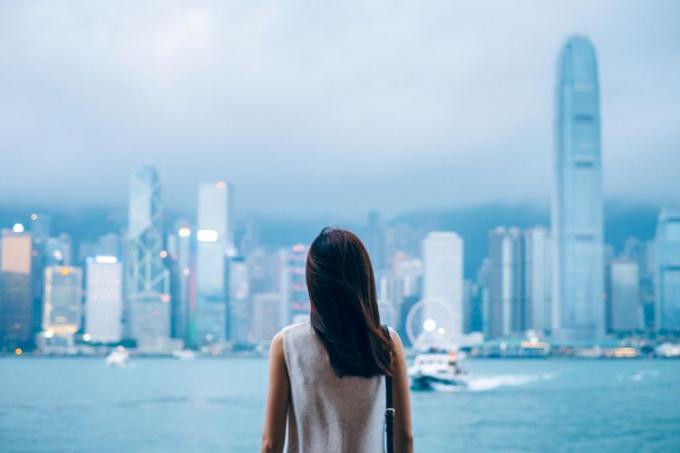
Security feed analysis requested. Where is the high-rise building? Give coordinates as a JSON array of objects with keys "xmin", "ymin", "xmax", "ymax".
[
  {"xmin": 228, "ymin": 256, "xmax": 250, "ymax": 344},
  {"xmin": 552, "ymin": 36, "xmax": 605, "ymax": 341},
  {"xmin": 607, "ymin": 259, "xmax": 640, "ymax": 333},
  {"xmin": 282, "ymin": 244, "xmax": 310, "ymax": 325},
  {"xmin": 195, "ymin": 181, "xmax": 232, "ymax": 345},
  {"xmin": 422, "ymin": 231, "xmax": 464, "ymax": 339},
  {"xmin": 42, "ymin": 266, "xmax": 82, "ymax": 336},
  {"xmin": 486, "ymin": 228, "xmax": 523, "ymax": 339},
  {"xmin": 0, "ymin": 230, "xmax": 34, "ymax": 348},
  {"xmin": 252, "ymin": 292, "xmax": 281, "ymax": 344},
  {"xmin": 655, "ymin": 209, "xmax": 680, "ymax": 333},
  {"xmin": 463, "ymin": 280, "xmax": 484, "ymax": 334},
  {"xmin": 125, "ymin": 166, "xmax": 170, "ymax": 343},
  {"xmin": 524, "ymin": 227, "xmax": 551, "ymax": 335},
  {"xmin": 622, "ymin": 237, "xmax": 656, "ymax": 331},
  {"xmin": 167, "ymin": 221, "xmax": 193, "ymax": 344},
  {"xmin": 85, "ymin": 256, "xmax": 123, "ymax": 343}
]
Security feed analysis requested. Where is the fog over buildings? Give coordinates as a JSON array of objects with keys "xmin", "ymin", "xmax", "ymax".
[{"xmin": 1, "ymin": 1, "xmax": 679, "ymax": 217}]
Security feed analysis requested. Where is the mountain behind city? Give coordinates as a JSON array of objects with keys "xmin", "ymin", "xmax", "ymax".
[{"xmin": 0, "ymin": 200, "xmax": 660, "ymax": 278}]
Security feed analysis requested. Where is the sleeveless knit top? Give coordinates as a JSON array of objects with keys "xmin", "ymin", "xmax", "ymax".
[{"xmin": 282, "ymin": 321, "xmax": 386, "ymax": 453}]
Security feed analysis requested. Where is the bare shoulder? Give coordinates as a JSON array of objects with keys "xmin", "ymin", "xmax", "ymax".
[
  {"xmin": 389, "ymin": 328, "xmax": 405, "ymax": 351},
  {"xmin": 270, "ymin": 330, "xmax": 284, "ymax": 351}
]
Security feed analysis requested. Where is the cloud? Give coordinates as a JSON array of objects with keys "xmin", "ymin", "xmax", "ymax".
[{"xmin": 0, "ymin": 0, "xmax": 679, "ymax": 217}]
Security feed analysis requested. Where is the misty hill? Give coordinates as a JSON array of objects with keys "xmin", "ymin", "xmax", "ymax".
[{"xmin": 0, "ymin": 201, "xmax": 661, "ymax": 279}]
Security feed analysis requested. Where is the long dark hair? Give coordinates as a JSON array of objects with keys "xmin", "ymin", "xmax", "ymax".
[{"xmin": 306, "ymin": 227, "xmax": 393, "ymax": 378}]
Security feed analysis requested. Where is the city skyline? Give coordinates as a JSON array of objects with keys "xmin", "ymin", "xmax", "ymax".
[{"xmin": 1, "ymin": 2, "xmax": 679, "ymax": 216}]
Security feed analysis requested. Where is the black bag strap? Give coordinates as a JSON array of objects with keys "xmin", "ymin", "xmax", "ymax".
[{"xmin": 383, "ymin": 325, "xmax": 395, "ymax": 453}]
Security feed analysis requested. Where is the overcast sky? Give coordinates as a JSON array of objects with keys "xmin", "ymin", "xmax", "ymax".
[{"xmin": 1, "ymin": 1, "xmax": 679, "ymax": 218}]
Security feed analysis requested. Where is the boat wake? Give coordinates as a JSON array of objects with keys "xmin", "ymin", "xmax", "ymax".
[{"xmin": 464, "ymin": 373, "xmax": 555, "ymax": 392}]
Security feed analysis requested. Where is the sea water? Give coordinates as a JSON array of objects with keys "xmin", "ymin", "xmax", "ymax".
[{"xmin": 1, "ymin": 358, "xmax": 678, "ymax": 452}]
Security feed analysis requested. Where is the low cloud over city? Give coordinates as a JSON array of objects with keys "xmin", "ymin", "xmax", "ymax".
[{"xmin": 1, "ymin": 1, "xmax": 679, "ymax": 216}]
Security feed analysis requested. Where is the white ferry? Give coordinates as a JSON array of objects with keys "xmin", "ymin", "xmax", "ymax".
[
  {"xmin": 105, "ymin": 346, "xmax": 129, "ymax": 367},
  {"xmin": 408, "ymin": 350, "xmax": 470, "ymax": 391}
]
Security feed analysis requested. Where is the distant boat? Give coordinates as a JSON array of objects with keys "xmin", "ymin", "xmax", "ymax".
[
  {"xmin": 171, "ymin": 349, "xmax": 196, "ymax": 360},
  {"xmin": 106, "ymin": 346, "xmax": 129, "ymax": 367},
  {"xmin": 656, "ymin": 343, "xmax": 680, "ymax": 358},
  {"xmin": 408, "ymin": 350, "xmax": 470, "ymax": 391}
]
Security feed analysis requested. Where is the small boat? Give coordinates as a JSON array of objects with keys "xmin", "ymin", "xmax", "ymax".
[
  {"xmin": 171, "ymin": 349, "xmax": 196, "ymax": 360},
  {"xmin": 106, "ymin": 346, "xmax": 129, "ymax": 367},
  {"xmin": 408, "ymin": 349, "xmax": 469, "ymax": 391}
]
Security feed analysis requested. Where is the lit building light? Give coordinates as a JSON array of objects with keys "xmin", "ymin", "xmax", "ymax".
[
  {"xmin": 178, "ymin": 227, "xmax": 191, "ymax": 238},
  {"xmin": 95, "ymin": 256, "xmax": 118, "ymax": 264},
  {"xmin": 197, "ymin": 229, "xmax": 219, "ymax": 242},
  {"xmin": 12, "ymin": 223, "xmax": 25, "ymax": 233}
]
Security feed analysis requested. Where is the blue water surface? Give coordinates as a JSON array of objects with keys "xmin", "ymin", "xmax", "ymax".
[{"xmin": 1, "ymin": 358, "xmax": 678, "ymax": 452}]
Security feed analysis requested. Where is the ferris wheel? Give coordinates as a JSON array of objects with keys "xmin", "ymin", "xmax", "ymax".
[{"xmin": 405, "ymin": 298, "xmax": 457, "ymax": 350}]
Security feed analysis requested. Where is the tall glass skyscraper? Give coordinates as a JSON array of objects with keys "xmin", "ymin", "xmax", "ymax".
[
  {"xmin": 125, "ymin": 166, "xmax": 170, "ymax": 343},
  {"xmin": 486, "ymin": 227, "xmax": 523, "ymax": 339},
  {"xmin": 195, "ymin": 181, "xmax": 233, "ymax": 345},
  {"xmin": 655, "ymin": 209, "xmax": 680, "ymax": 333},
  {"xmin": 422, "ymin": 231, "xmax": 464, "ymax": 340},
  {"xmin": 551, "ymin": 36, "xmax": 605, "ymax": 341}
]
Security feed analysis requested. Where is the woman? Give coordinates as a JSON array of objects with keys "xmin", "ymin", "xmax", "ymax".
[{"xmin": 261, "ymin": 227, "xmax": 413, "ymax": 453}]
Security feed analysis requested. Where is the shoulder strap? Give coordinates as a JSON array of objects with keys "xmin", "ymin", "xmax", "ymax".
[{"xmin": 383, "ymin": 325, "xmax": 395, "ymax": 453}]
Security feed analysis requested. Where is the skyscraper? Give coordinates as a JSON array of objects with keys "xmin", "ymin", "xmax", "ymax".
[
  {"xmin": 125, "ymin": 166, "xmax": 170, "ymax": 343},
  {"xmin": 0, "ymin": 230, "xmax": 34, "ymax": 348},
  {"xmin": 422, "ymin": 231, "xmax": 464, "ymax": 339},
  {"xmin": 607, "ymin": 258, "xmax": 640, "ymax": 333},
  {"xmin": 282, "ymin": 244, "xmax": 310, "ymax": 325},
  {"xmin": 195, "ymin": 181, "xmax": 232, "ymax": 345},
  {"xmin": 42, "ymin": 266, "xmax": 82, "ymax": 336},
  {"xmin": 228, "ymin": 256, "xmax": 250, "ymax": 344},
  {"xmin": 524, "ymin": 226, "xmax": 551, "ymax": 335},
  {"xmin": 486, "ymin": 228, "xmax": 523, "ymax": 339},
  {"xmin": 655, "ymin": 209, "xmax": 680, "ymax": 333},
  {"xmin": 552, "ymin": 36, "xmax": 605, "ymax": 341},
  {"xmin": 252, "ymin": 292, "xmax": 282, "ymax": 344},
  {"xmin": 85, "ymin": 256, "xmax": 123, "ymax": 343},
  {"xmin": 167, "ymin": 221, "xmax": 193, "ymax": 344}
]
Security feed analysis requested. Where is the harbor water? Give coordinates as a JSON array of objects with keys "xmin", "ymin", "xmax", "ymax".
[{"xmin": 1, "ymin": 358, "xmax": 679, "ymax": 452}]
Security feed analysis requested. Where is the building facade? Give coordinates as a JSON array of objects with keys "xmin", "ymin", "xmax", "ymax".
[
  {"xmin": 552, "ymin": 36, "xmax": 605, "ymax": 341},
  {"xmin": 42, "ymin": 266, "xmax": 82, "ymax": 336},
  {"xmin": 125, "ymin": 166, "xmax": 171, "ymax": 343},
  {"xmin": 608, "ymin": 259, "xmax": 640, "ymax": 333},
  {"xmin": 486, "ymin": 228, "xmax": 523, "ymax": 339},
  {"xmin": 85, "ymin": 257, "xmax": 123, "ymax": 343},
  {"xmin": 0, "ymin": 230, "xmax": 34, "ymax": 348},
  {"xmin": 524, "ymin": 227, "xmax": 551, "ymax": 335},
  {"xmin": 422, "ymin": 231, "xmax": 464, "ymax": 339},
  {"xmin": 655, "ymin": 209, "xmax": 680, "ymax": 332},
  {"xmin": 195, "ymin": 181, "xmax": 233, "ymax": 345}
]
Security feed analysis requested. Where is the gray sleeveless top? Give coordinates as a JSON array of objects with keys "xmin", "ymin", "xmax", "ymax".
[{"xmin": 282, "ymin": 321, "xmax": 386, "ymax": 453}]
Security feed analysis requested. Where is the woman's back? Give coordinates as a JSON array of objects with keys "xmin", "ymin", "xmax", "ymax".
[{"xmin": 282, "ymin": 321, "xmax": 385, "ymax": 453}]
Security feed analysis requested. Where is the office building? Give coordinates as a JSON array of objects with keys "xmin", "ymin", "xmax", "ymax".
[
  {"xmin": 0, "ymin": 230, "xmax": 34, "ymax": 348},
  {"xmin": 552, "ymin": 36, "xmax": 605, "ymax": 341},
  {"xmin": 524, "ymin": 227, "xmax": 551, "ymax": 335},
  {"xmin": 85, "ymin": 256, "xmax": 123, "ymax": 343},
  {"xmin": 42, "ymin": 266, "xmax": 82, "ymax": 336},
  {"xmin": 195, "ymin": 181, "xmax": 233, "ymax": 345},
  {"xmin": 422, "ymin": 231, "xmax": 464, "ymax": 339},
  {"xmin": 125, "ymin": 166, "xmax": 171, "ymax": 343},
  {"xmin": 252, "ymin": 292, "xmax": 281, "ymax": 344},
  {"xmin": 655, "ymin": 209, "xmax": 680, "ymax": 332},
  {"xmin": 486, "ymin": 228, "xmax": 523, "ymax": 339},
  {"xmin": 607, "ymin": 259, "xmax": 640, "ymax": 333},
  {"xmin": 228, "ymin": 257, "xmax": 250, "ymax": 344}
]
